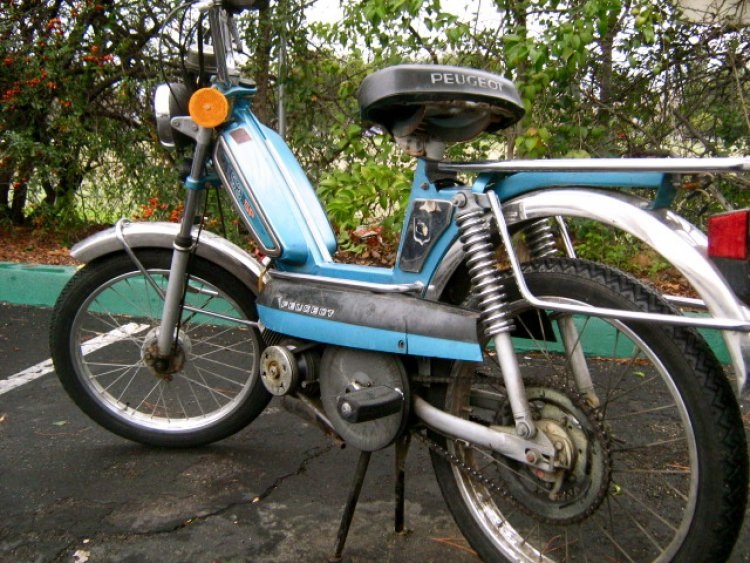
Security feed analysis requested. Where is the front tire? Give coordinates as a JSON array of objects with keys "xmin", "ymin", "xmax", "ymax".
[
  {"xmin": 430, "ymin": 258, "xmax": 747, "ymax": 562},
  {"xmin": 50, "ymin": 249, "xmax": 271, "ymax": 447}
]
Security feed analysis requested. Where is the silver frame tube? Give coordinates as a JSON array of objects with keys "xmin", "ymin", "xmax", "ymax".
[
  {"xmin": 412, "ymin": 395, "xmax": 556, "ymax": 472},
  {"xmin": 156, "ymin": 188, "xmax": 204, "ymax": 357}
]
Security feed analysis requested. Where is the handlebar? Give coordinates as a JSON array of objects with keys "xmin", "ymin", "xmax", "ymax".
[{"xmin": 200, "ymin": 3, "xmax": 247, "ymax": 87}]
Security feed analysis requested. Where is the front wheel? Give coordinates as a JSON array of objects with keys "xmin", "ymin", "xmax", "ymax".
[
  {"xmin": 430, "ymin": 258, "xmax": 747, "ymax": 562},
  {"xmin": 50, "ymin": 249, "xmax": 271, "ymax": 447}
]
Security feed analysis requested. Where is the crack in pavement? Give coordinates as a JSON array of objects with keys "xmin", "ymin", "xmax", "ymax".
[
  {"xmin": 250, "ymin": 443, "xmax": 335, "ymax": 504},
  {"xmin": 114, "ymin": 443, "xmax": 335, "ymax": 532},
  {"xmin": 48, "ymin": 443, "xmax": 338, "ymax": 561}
]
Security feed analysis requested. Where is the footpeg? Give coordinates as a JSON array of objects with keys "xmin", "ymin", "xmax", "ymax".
[{"xmin": 337, "ymin": 386, "xmax": 403, "ymax": 423}]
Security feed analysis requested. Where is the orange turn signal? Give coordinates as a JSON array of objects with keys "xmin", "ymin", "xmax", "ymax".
[{"xmin": 188, "ymin": 87, "xmax": 230, "ymax": 128}]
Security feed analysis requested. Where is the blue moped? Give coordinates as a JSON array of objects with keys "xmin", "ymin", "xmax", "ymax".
[{"xmin": 50, "ymin": 1, "xmax": 750, "ymax": 560}]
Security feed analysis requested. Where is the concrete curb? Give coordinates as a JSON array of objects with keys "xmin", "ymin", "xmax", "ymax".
[
  {"xmin": 0, "ymin": 260, "xmax": 731, "ymax": 363},
  {"xmin": 0, "ymin": 262, "xmax": 77, "ymax": 308}
]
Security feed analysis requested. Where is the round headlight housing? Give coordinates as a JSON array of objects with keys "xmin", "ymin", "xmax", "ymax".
[{"xmin": 153, "ymin": 83, "xmax": 192, "ymax": 149}]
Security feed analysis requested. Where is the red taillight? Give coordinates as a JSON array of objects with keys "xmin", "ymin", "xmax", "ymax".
[{"xmin": 707, "ymin": 210, "xmax": 750, "ymax": 260}]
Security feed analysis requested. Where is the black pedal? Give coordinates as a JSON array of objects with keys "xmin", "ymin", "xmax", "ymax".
[{"xmin": 337, "ymin": 386, "xmax": 403, "ymax": 423}]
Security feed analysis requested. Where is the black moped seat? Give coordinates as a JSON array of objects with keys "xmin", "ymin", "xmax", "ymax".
[
  {"xmin": 358, "ymin": 64, "xmax": 525, "ymax": 143},
  {"xmin": 222, "ymin": 0, "xmax": 268, "ymax": 12}
]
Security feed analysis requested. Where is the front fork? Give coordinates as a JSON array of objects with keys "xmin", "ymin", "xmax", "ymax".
[{"xmin": 155, "ymin": 128, "xmax": 212, "ymax": 359}]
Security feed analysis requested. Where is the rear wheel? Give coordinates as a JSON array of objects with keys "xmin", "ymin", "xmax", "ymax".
[
  {"xmin": 50, "ymin": 249, "xmax": 271, "ymax": 447},
  {"xmin": 430, "ymin": 258, "xmax": 747, "ymax": 562}
]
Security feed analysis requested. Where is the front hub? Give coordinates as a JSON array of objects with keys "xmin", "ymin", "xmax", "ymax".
[{"xmin": 141, "ymin": 327, "xmax": 191, "ymax": 381}]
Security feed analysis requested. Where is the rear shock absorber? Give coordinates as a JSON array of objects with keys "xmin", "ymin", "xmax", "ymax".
[
  {"xmin": 454, "ymin": 192, "xmax": 536, "ymax": 438},
  {"xmin": 456, "ymin": 194, "xmax": 513, "ymax": 338},
  {"xmin": 523, "ymin": 218, "xmax": 559, "ymax": 259},
  {"xmin": 517, "ymin": 216, "xmax": 597, "ymax": 405},
  {"xmin": 455, "ymin": 195, "xmax": 515, "ymax": 338}
]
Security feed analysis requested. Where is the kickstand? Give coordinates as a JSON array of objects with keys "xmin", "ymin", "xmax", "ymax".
[
  {"xmin": 330, "ymin": 450, "xmax": 372, "ymax": 562},
  {"xmin": 394, "ymin": 432, "xmax": 411, "ymax": 534},
  {"xmin": 329, "ymin": 432, "xmax": 414, "ymax": 561}
]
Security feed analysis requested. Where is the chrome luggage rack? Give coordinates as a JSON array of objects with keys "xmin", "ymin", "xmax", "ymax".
[{"xmin": 439, "ymin": 156, "xmax": 750, "ymax": 174}]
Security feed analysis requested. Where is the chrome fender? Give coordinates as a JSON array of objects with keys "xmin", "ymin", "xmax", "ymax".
[
  {"xmin": 70, "ymin": 220, "xmax": 265, "ymax": 295},
  {"xmin": 428, "ymin": 189, "xmax": 750, "ymax": 394}
]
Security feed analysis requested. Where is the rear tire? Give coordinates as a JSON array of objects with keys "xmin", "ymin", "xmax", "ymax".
[
  {"xmin": 430, "ymin": 258, "xmax": 747, "ymax": 562},
  {"xmin": 50, "ymin": 249, "xmax": 271, "ymax": 447}
]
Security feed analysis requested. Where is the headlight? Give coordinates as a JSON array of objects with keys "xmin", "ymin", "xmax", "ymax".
[{"xmin": 153, "ymin": 83, "xmax": 191, "ymax": 148}]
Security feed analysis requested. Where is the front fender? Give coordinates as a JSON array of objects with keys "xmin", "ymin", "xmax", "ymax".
[
  {"xmin": 71, "ymin": 220, "xmax": 265, "ymax": 295},
  {"xmin": 427, "ymin": 189, "xmax": 750, "ymax": 394}
]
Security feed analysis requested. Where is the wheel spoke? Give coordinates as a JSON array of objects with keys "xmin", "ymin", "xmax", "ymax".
[
  {"xmin": 611, "ymin": 436, "xmax": 685, "ymax": 453},
  {"xmin": 604, "ymin": 402, "xmax": 675, "ymax": 420},
  {"xmin": 592, "ymin": 500, "xmax": 637, "ymax": 563},
  {"xmin": 56, "ymin": 256, "xmax": 265, "ymax": 442},
  {"xmin": 182, "ymin": 367, "xmax": 237, "ymax": 402},
  {"xmin": 610, "ymin": 492, "xmax": 667, "ymax": 553},
  {"xmin": 427, "ymin": 259, "xmax": 741, "ymax": 562}
]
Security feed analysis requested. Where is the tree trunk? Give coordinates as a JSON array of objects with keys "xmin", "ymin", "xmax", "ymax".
[
  {"xmin": 597, "ymin": 24, "xmax": 616, "ymax": 119},
  {"xmin": 502, "ymin": 1, "xmax": 529, "ymax": 159},
  {"xmin": 595, "ymin": 4, "xmax": 624, "ymax": 153},
  {"xmin": 8, "ymin": 160, "xmax": 36, "ymax": 225},
  {"xmin": 42, "ymin": 178, "xmax": 57, "ymax": 208},
  {"xmin": 253, "ymin": 5, "xmax": 274, "ymax": 125},
  {"xmin": 0, "ymin": 165, "xmax": 11, "ymax": 220},
  {"xmin": 11, "ymin": 180, "xmax": 27, "ymax": 225}
]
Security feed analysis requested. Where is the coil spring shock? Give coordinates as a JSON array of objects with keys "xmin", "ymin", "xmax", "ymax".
[
  {"xmin": 455, "ymin": 197, "xmax": 514, "ymax": 337},
  {"xmin": 523, "ymin": 218, "xmax": 559, "ymax": 259}
]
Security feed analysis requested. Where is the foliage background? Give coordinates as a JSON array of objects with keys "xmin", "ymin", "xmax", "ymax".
[{"xmin": 1, "ymin": 0, "xmax": 748, "ymax": 261}]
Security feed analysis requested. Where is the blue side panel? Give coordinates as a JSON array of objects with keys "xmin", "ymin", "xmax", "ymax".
[
  {"xmin": 407, "ymin": 333, "xmax": 482, "ymax": 361},
  {"xmin": 261, "ymin": 125, "xmax": 338, "ymax": 257},
  {"xmin": 219, "ymin": 106, "xmax": 338, "ymax": 267},
  {"xmin": 313, "ymin": 262, "xmax": 396, "ymax": 284},
  {"xmin": 258, "ymin": 305, "xmax": 482, "ymax": 361},
  {"xmin": 219, "ymin": 121, "xmax": 311, "ymax": 264}
]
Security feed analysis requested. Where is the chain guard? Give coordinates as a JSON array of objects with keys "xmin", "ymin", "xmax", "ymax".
[{"xmin": 319, "ymin": 347, "xmax": 410, "ymax": 452}]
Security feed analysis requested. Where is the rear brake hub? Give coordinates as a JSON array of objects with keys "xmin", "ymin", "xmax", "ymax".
[{"xmin": 495, "ymin": 385, "xmax": 612, "ymax": 524}]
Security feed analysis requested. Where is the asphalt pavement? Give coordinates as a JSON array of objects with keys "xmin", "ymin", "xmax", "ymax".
[
  {"xmin": 1, "ymin": 302, "xmax": 749, "ymax": 562},
  {"xmin": 0, "ymin": 303, "xmax": 478, "ymax": 562}
]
